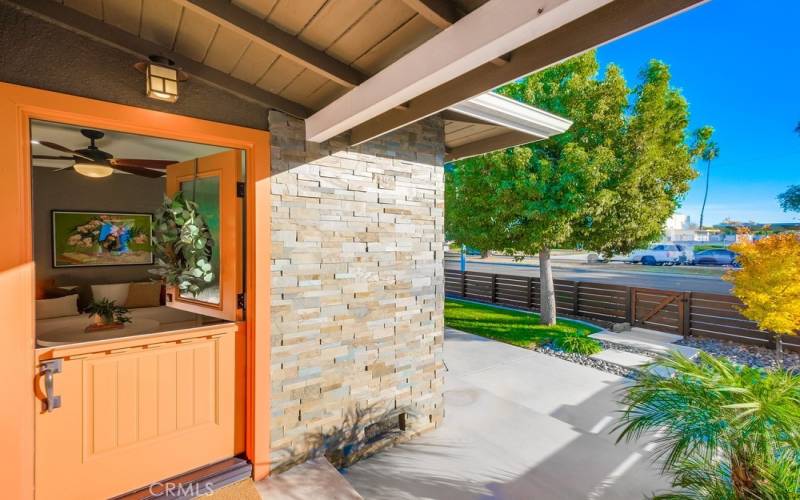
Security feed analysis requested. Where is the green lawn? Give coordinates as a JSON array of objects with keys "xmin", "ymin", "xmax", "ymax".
[{"xmin": 444, "ymin": 298, "xmax": 600, "ymax": 349}]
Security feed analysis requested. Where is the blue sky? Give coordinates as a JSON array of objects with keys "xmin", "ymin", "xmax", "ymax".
[{"xmin": 596, "ymin": 0, "xmax": 800, "ymax": 225}]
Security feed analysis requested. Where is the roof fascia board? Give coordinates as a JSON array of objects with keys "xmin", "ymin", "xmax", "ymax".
[{"xmin": 449, "ymin": 92, "xmax": 572, "ymax": 138}]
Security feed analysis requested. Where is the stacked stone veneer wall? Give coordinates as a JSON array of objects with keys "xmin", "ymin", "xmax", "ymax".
[{"xmin": 269, "ymin": 111, "xmax": 446, "ymax": 469}]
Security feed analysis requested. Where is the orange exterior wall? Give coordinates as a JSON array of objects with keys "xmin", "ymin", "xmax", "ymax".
[{"xmin": 0, "ymin": 82, "xmax": 272, "ymax": 498}]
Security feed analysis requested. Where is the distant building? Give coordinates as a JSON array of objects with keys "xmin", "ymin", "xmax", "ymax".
[{"xmin": 663, "ymin": 214, "xmax": 714, "ymax": 242}]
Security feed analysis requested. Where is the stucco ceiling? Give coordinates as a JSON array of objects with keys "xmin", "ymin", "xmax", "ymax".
[{"xmin": 30, "ymin": 120, "xmax": 229, "ymax": 170}]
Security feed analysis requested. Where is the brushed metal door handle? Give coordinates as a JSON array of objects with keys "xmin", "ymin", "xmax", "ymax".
[{"xmin": 40, "ymin": 359, "xmax": 63, "ymax": 412}]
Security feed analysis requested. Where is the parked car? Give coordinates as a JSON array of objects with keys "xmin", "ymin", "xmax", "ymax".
[
  {"xmin": 628, "ymin": 244, "xmax": 685, "ymax": 265},
  {"xmin": 693, "ymin": 249, "xmax": 738, "ymax": 266}
]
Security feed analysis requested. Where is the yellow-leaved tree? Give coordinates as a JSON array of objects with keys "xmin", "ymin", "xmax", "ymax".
[{"xmin": 725, "ymin": 233, "xmax": 800, "ymax": 367}]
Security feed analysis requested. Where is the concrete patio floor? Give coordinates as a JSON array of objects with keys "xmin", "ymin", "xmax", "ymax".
[{"xmin": 343, "ymin": 328, "xmax": 669, "ymax": 499}]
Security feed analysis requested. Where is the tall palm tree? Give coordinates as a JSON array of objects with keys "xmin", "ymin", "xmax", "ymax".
[
  {"xmin": 615, "ymin": 352, "xmax": 800, "ymax": 499},
  {"xmin": 698, "ymin": 141, "xmax": 720, "ymax": 230}
]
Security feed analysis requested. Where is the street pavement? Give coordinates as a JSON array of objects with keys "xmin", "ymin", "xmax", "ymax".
[{"xmin": 446, "ymin": 259, "xmax": 732, "ymax": 294}]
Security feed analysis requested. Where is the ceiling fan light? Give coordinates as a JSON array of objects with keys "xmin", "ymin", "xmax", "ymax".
[{"xmin": 73, "ymin": 163, "xmax": 113, "ymax": 178}]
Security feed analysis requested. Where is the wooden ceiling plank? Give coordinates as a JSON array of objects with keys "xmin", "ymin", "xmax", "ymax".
[
  {"xmin": 229, "ymin": 43, "xmax": 280, "ymax": 85},
  {"xmin": 306, "ymin": 80, "xmax": 349, "ymax": 110},
  {"xmin": 172, "ymin": 0, "xmax": 365, "ymax": 88},
  {"xmin": 447, "ymin": 124, "xmax": 507, "ymax": 147},
  {"xmin": 279, "ymin": 69, "xmax": 330, "ymax": 104},
  {"xmin": 8, "ymin": 0, "xmax": 309, "ymax": 117},
  {"xmin": 266, "ymin": 0, "xmax": 326, "ymax": 36},
  {"xmin": 255, "ymin": 56, "xmax": 305, "ymax": 95},
  {"xmin": 173, "ymin": 7, "xmax": 218, "ymax": 62},
  {"xmin": 101, "ymin": 0, "xmax": 141, "ymax": 35},
  {"xmin": 444, "ymin": 121, "xmax": 479, "ymax": 136},
  {"xmin": 325, "ymin": 0, "xmax": 416, "ymax": 65},
  {"xmin": 352, "ymin": 15, "xmax": 439, "ymax": 75},
  {"xmin": 401, "ymin": 0, "xmax": 458, "ymax": 29},
  {"xmin": 349, "ymin": 0, "xmax": 704, "ymax": 145},
  {"xmin": 140, "ymin": 0, "xmax": 182, "ymax": 48},
  {"xmin": 231, "ymin": 0, "xmax": 277, "ymax": 20},
  {"xmin": 299, "ymin": 0, "xmax": 378, "ymax": 51},
  {"xmin": 203, "ymin": 25, "xmax": 251, "ymax": 74},
  {"xmin": 445, "ymin": 130, "xmax": 536, "ymax": 161}
]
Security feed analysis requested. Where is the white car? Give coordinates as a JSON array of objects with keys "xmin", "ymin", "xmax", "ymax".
[{"xmin": 629, "ymin": 244, "xmax": 692, "ymax": 265}]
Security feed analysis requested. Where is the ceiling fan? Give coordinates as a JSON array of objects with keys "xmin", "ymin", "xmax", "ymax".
[{"xmin": 32, "ymin": 128, "xmax": 176, "ymax": 178}]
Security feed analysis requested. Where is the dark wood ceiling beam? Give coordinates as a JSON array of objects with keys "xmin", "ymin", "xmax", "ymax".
[
  {"xmin": 352, "ymin": 0, "xmax": 704, "ymax": 145},
  {"xmin": 174, "ymin": 0, "xmax": 365, "ymax": 88},
  {"xmin": 6, "ymin": 0, "xmax": 310, "ymax": 118}
]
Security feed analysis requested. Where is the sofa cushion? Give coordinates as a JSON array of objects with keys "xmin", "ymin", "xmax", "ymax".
[
  {"xmin": 126, "ymin": 282, "xmax": 162, "ymax": 308},
  {"xmin": 91, "ymin": 283, "xmax": 130, "ymax": 306},
  {"xmin": 36, "ymin": 294, "xmax": 80, "ymax": 320},
  {"xmin": 55, "ymin": 284, "xmax": 93, "ymax": 311}
]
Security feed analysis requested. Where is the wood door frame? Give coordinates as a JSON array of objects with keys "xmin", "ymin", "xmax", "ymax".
[{"xmin": 0, "ymin": 82, "xmax": 272, "ymax": 500}]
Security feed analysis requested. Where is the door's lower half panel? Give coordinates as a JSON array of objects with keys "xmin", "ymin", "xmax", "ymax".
[{"xmin": 35, "ymin": 326, "xmax": 244, "ymax": 500}]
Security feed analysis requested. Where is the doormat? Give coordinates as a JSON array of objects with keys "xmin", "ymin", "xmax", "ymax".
[{"xmin": 202, "ymin": 479, "xmax": 260, "ymax": 500}]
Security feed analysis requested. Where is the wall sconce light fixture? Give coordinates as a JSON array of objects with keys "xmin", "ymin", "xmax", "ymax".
[{"xmin": 135, "ymin": 55, "xmax": 187, "ymax": 103}]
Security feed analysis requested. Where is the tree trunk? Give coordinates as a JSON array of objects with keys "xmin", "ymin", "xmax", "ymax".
[
  {"xmin": 775, "ymin": 333, "xmax": 784, "ymax": 369},
  {"xmin": 539, "ymin": 247, "xmax": 556, "ymax": 326},
  {"xmin": 480, "ymin": 249, "xmax": 490, "ymax": 259},
  {"xmin": 699, "ymin": 159, "xmax": 711, "ymax": 230}
]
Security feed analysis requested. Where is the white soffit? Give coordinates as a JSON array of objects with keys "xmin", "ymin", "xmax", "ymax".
[
  {"xmin": 449, "ymin": 92, "xmax": 572, "ymax": 141},
  {"xmin": 305, "ymin": 0, "xmax": 610, "ymax": 143}
]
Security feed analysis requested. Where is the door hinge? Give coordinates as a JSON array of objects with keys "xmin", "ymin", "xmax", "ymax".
[
  {"xmin": 236, "ymin": 181, "xmax": 246, "ymax": 198},
  {"xmin": 237, "ymin": 293, "xmax": 246, "ymax": 310}
]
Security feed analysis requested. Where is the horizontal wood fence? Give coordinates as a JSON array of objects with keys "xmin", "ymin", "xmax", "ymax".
[{"xmin": 445, "ymin": 269, "xmax": 800, "ymax": 352}]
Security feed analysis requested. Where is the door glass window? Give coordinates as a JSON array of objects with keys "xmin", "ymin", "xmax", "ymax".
[{"xmin": 179, "ymin": 176, "xmax": 221, "ymax": 305}]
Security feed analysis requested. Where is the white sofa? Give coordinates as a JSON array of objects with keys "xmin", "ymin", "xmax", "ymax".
[{"xmin": 36, "ymin": 306, "xmax": 201, "ymax": 346}]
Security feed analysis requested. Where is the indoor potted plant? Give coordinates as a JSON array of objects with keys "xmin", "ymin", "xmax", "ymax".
[{"xmin": 84, "ymin": 298, "xmax": 132, "ymax": 331}]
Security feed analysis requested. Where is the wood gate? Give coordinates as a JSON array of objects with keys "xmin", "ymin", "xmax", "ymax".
[{"xmin": 631, "ymin": 287, "xmax": 687, "ymax": 335}]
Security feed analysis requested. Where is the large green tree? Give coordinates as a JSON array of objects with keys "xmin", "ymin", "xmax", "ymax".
[
  {"xmin": 446, "ymin": 51, "xmax": 710, "ymax": 324},
  {"xmin": 777, "ymin": 124, "xmax": 800, "ymax": 214},
  {"xmin": 778, "ymin": 185, "xmax": 800, "ymax": 214}
]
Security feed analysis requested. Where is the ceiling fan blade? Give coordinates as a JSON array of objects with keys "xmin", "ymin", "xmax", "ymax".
[
  {"xmin": 110, "ymin": 159, "xmax": 176, "ymax": 170},
  {"xmin": 112, "ymin": 164, "xmax": 165, "ymax": 178},
  {"xmin": 33, "ymin": 155, "xmax": 75, "ymax": 160},
  {"xmin": 37, "ymin": 141, "xmax": 94, "ymax": 162}
]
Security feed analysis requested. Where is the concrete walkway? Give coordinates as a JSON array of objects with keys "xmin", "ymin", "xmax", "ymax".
[{"xmin": 343, "ymin": 328, "xmax": 669, "ymax": 499}]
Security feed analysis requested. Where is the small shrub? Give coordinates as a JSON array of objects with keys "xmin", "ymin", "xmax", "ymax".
[
  {"xmin": 615, "ymin": 351, "xmax": 800, "ymax": 499},
  {"xmin": 552, "ymin": 333, "xmax": 602, "ymax": 355}
]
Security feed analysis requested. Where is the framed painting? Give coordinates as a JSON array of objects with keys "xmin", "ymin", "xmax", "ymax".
[{"xmin": 51, "ymin": 210, "xmax": 153, "ymax": 267}]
